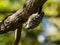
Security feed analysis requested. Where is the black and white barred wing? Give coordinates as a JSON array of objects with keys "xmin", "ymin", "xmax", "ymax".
[{"xmin": 25, "ymin": 12, "xmax": 44, "ymax": 30}]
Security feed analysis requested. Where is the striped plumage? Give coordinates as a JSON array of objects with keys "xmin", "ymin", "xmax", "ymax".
[{"xmin": 25, "ymin": 12, "xmax": 44, "ymax": 30}]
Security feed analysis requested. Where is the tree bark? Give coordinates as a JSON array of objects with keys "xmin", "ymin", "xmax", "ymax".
[{"xmin": 0, "ymin": 0, "xmax": 47, "ymax": 34}]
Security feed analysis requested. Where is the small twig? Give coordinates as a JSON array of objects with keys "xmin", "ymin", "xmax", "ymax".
[
  {"xmin": 13, "ymin": 23, "xmax": 22, "ymax": 45},
  {"xmin": 0, "ymin": 0, "xmax": 47, "ymax": 45}
]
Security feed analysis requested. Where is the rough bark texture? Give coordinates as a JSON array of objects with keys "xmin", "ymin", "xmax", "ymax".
[
  {"xmin": 0, "ymin": 0, "xmax": 47, "ymax": 34},
  {"xmin": 0, "ymin": 0, "xmax": 47, "ymax": 45}
]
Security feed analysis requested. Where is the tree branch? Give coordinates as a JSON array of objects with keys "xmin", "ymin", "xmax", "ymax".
[
  {"xmin": 0, "ymin": 0, "xmax": 47, "ymax": 34},
  {"xmin": 13, "ymin": 23, "xmax": 22, "ymax": 45}
]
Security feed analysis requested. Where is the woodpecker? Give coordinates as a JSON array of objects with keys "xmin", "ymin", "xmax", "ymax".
[
  {"xmin": 24, "ymin": 4, "xmax": 44, "ymax": 30},
  {"xmin": 25, "ymin": 12, "xmax": 44, "ymax": 30}
]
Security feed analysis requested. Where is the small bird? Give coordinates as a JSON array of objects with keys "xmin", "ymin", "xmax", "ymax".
[
  {"xmin": 24, "ymin": 4, "xmax": 44, "ymax": 30},
  {"xmin": 25, "ymin": 12, "xmax": 44, "ymax": 30}
]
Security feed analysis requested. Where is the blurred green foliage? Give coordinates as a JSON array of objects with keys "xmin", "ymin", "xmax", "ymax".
[{"xmin": 0, "ymin": 0, "xmax": 60, "ymax": 45}]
